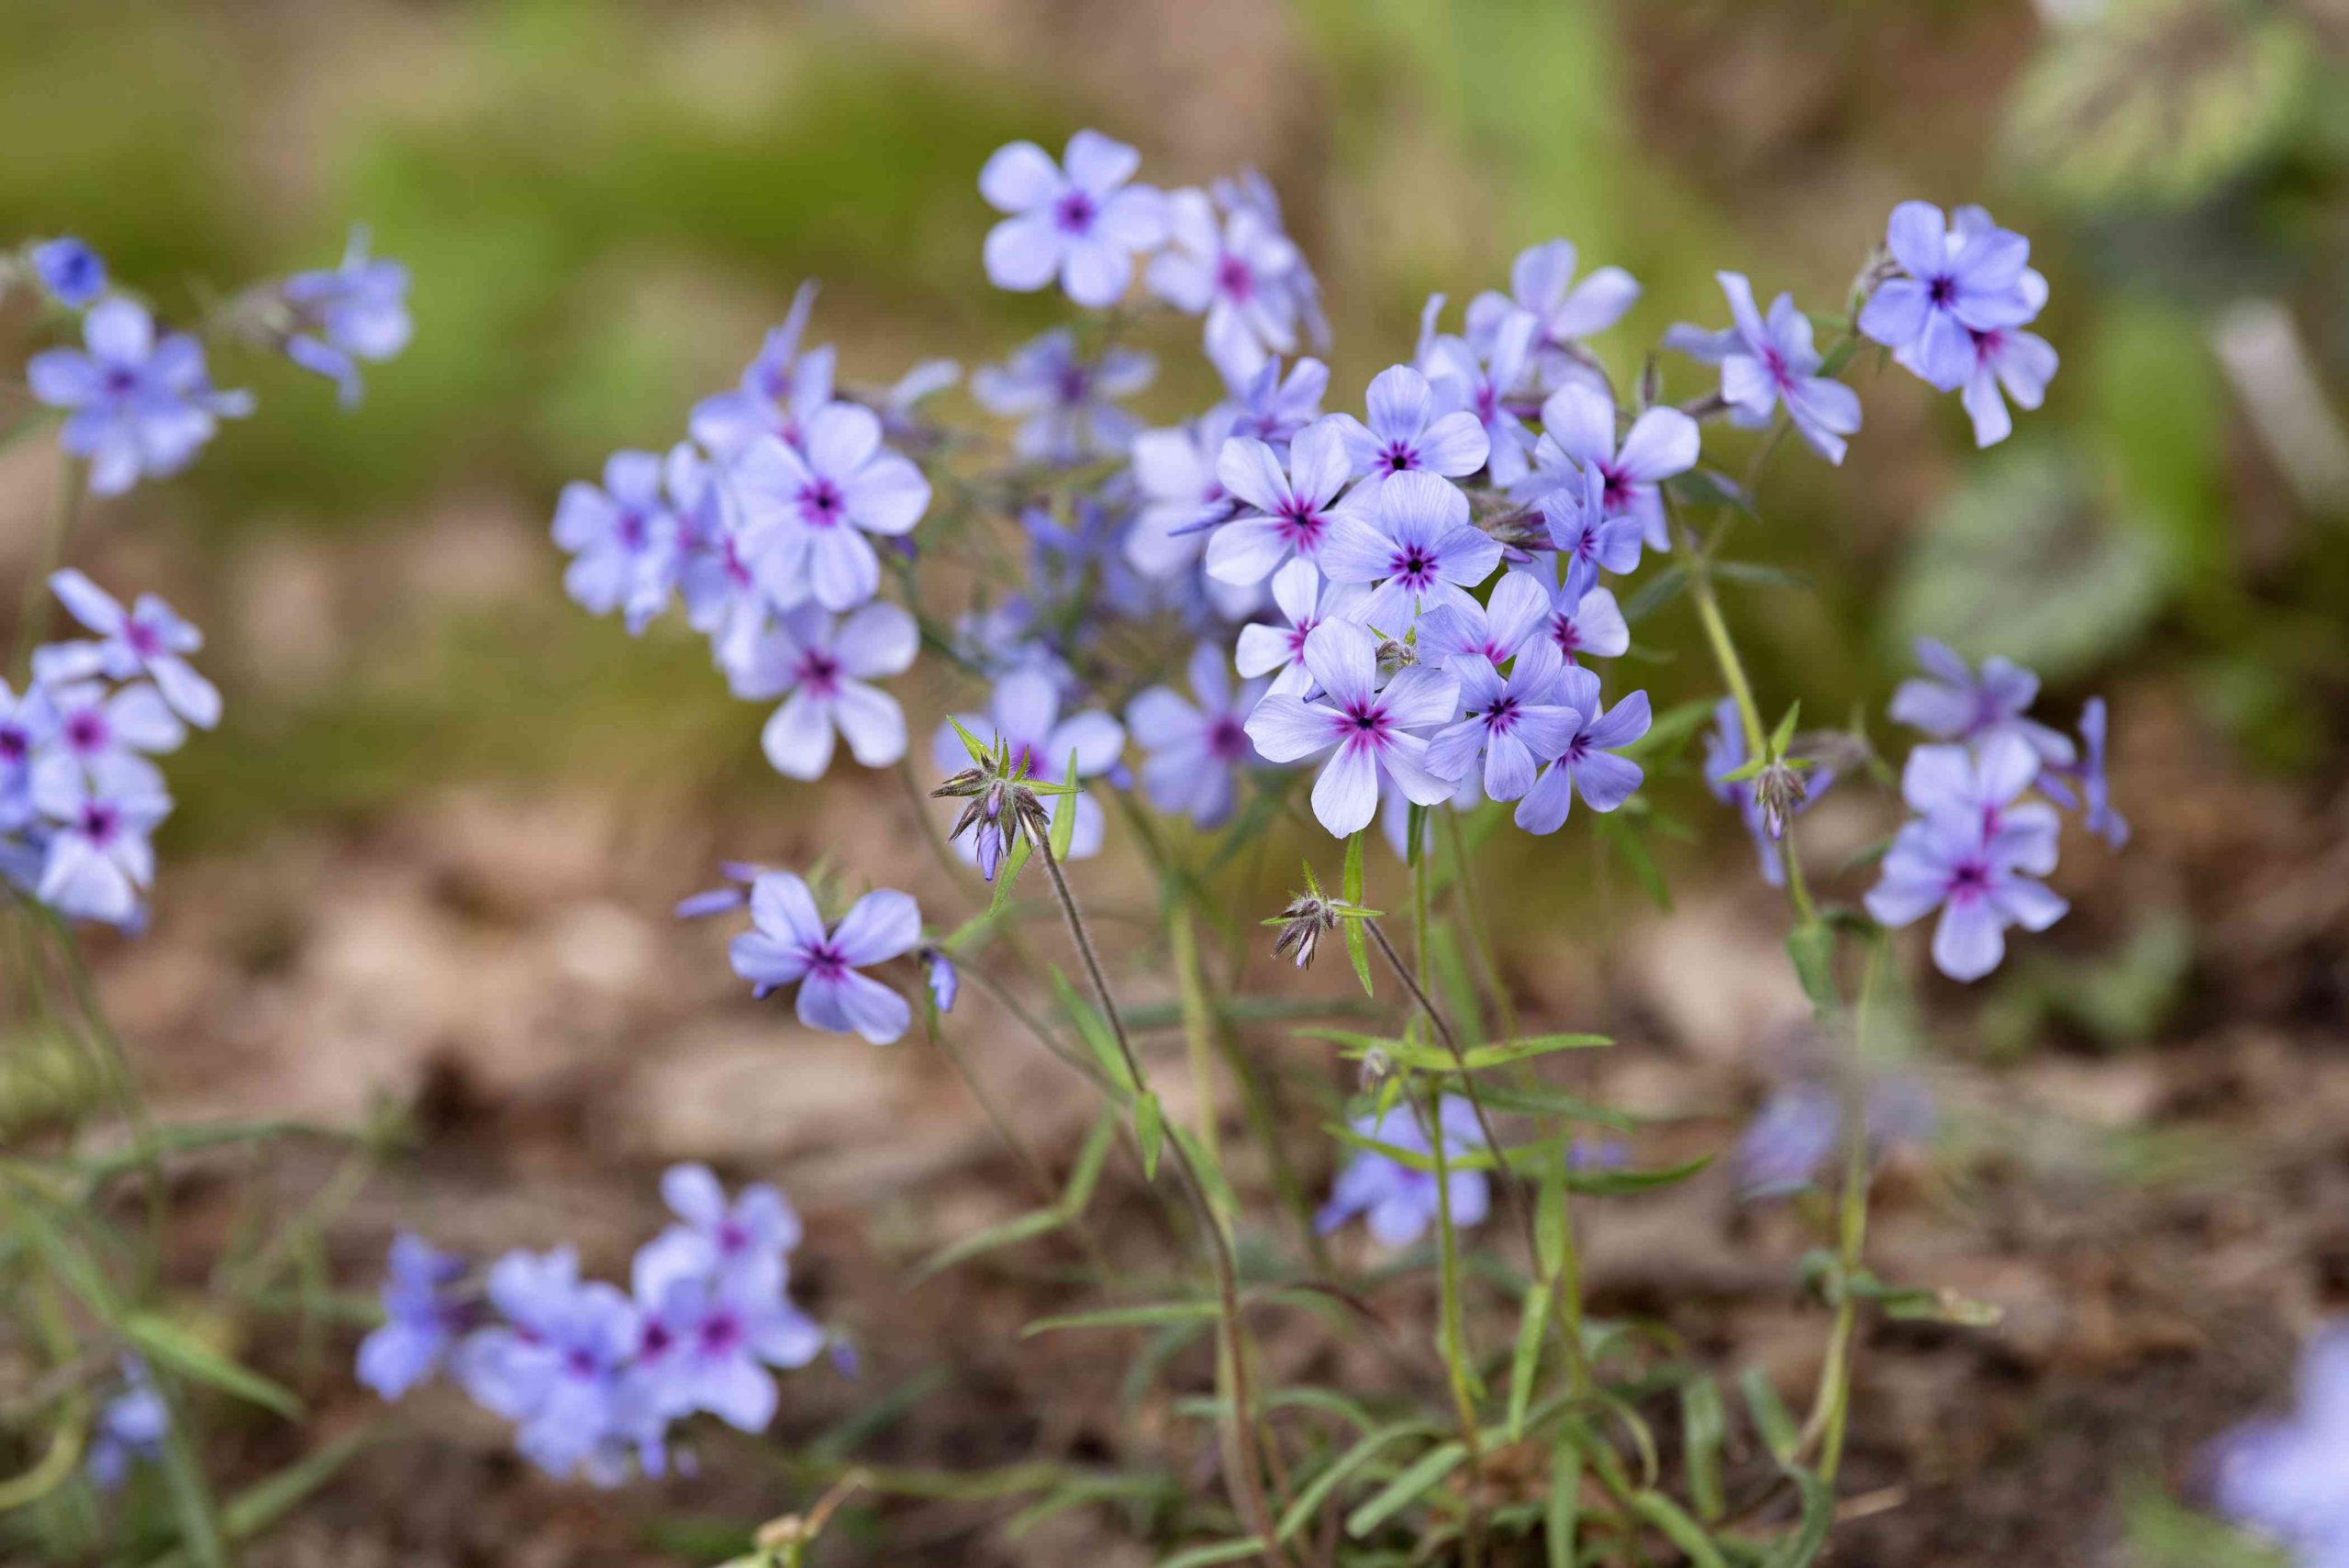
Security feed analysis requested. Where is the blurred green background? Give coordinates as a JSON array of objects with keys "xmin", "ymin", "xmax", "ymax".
[{"xmin": 2, "ymin": 0, "xmax": 2343, "ymax": 885}]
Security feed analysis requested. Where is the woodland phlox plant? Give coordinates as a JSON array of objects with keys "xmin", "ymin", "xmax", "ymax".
[
  {"xmin": 515, "ymin": 129, "xmax": 2143, "ymax": 1565},
  {"xmin": 1, "ymin": 228, "xmax": 411, "ymax": 1538}
]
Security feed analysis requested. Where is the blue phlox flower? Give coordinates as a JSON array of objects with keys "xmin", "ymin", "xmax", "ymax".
[
  {"xmin": 1665, "ymin": 272, "xmax": 1862, "ymax": 465},
  {"xmin": 981, "ymin": 130, "xmax": 1167, "ymax": 309},
  {"xmin": 1216, "ymin": 354, "xmax": 1329, "ymax": 453},
  {"xmin": 632, "ymin": 1162, "xmax": 804, "ymax": 1303},
  {"xmin": 1324, "ymin": 365, "xmax": 1489, "ymax": 508},
  {"xmin": 31, "ymin": 751, "xmax": 172, "ymax": 927},
  {"xmin": 1465, "ymin": 239, "xmax": 1640, "ymax": 396},
  {"xmin": 731, "ymin": 404, "xmax": 930, "ymax": 613},
  {"xmin": 1531, "ymin": 383, "xmax": 1699, "ymax": 553},
  {"xmin": 1423, "ymin": 635, "xmax": 1581, "ymax": 804},
  {"xmin": 1206, "ymin": 417, "xmax": 1378, "ymax": 587},
  {"xmin": 676, "ymin": 862, "xmax": 768, "ymax": 919},
  {"xmin": 1243, "ymin": 617, "xmax": 1462, "ymax": 839},
  {"xmin": 1232, "ymin": 559, "xmax": 1364, "ymax": 699},
  {"xmin": 277, "ymin": 226, "xmax": 412, "ymax": 406},
  {"xmin": 28, "ymin": 298, "xmax": 251, "ymax": 495},
  {"xmin": 1422, "ymin": 306, "xmax": 1542, "ymax": 486},
  {"xmin": 729, "ymin": 873, "xmax": 923, "ymax": 1045},
  {"xmin": 1208, "ymin": 166, "xmax": 1330, "ymax": 361},
  {"xmin": 86, "ymin": 1357, "xmax": 168, "ymax": 1492},
  {"xmin": 1125, "ymin": 640, "xmax": 1268, "ymax": 828},
  {"xmin": 1734, "ymin": 1072, "xmax": 1936, "ymax": 1199},
  {"xmin": 1318, "ymin": 1097, "xmax": 1489, "ymax": 1248},
  {"xmin": 1413, "ymin": 568, "xmax": 1553, "ymax": 673},
  {"xmin": 357, "ymin": 1232, "xmax": 471, "ymax": 1400},
  {"xmin": 1865, "ymin": 734, "xmax": 2067, "ymax": 982},
  {"xmin": 1513, "ymin": 664, "xmax": 1650, "ymax": 836},
  {"xmin": 1126, "ymin": 407, "xmax": 1244, "ymax": 591},
  {"xmin": 972, "ymin": 328, "xmax": 1153, "ymax": 464},
  {"xmin": 1859, "ymin": 202, "xmax": 2041, "ymax": 393},
  {"xmin": 1887, "ymin": 639, "xmax": 2076, "ymax": 767},
  {"xmin": 28, "ymin": 237, "xmax": 106, "ymax": 308},
  {"xmin": 35, "ymin": 570, "xmax": 219, "ymax": 728},
  {"xmin": 921, "ymin": 947, "xmax": 958, "ymax": 1014},
  {"xmin": 691, "ymin": 283, "xmax": 839, "ymax": 461},
  {"xmin": 1529, "ymin": 462, "xmax": 1647, "ymax": 596},
  {"xmin": 554, "ymin": 450, "xmax": 681, "ymax": 633},
  {"xmin": 729, "ymin": 601, "xmax": 918, "ymax": 780},
  {"xmin": 1149, "ymin": 183, "xmax": 1314, "ymax": 384},
  {"xmin": 628, "ymin": 1264, "xmax": 823, "ymax": 1435},
  {"xmin": 931, "ymin": 669, "xmax": 1125, "ymax": 863},
  {"xmin": 2037, "ymin": 696, "xmax": 2128, "ymax": 851},
  {"xmin": 1316, "ymin": 471, "xmax": 1501, "ymax": 634},
  {"xmin": 2207, "ymin": 1325, "xmax": 2349, "ymax": 1566}
]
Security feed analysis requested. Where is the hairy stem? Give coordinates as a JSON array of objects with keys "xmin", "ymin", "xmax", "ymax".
[
  {"xmin": 1031, "ymin": 833, "xmax": 1290, "ymax": 1567},
  {"xmin": 1800, "ymin": 936, "xmax": 1887, "ymax": 1485}
]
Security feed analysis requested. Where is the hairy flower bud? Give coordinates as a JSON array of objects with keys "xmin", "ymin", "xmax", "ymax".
[{"xmin": 1269, "ymin": 892, "xmax": 1341, "ymax": 970}]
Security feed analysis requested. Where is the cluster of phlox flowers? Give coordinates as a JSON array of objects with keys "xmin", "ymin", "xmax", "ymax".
[
  {"xmin": 356, "ymin": 1165, "xmax": 828, "ymax": 1485},
  {"xmin": 17, "ymin": 228, "xmax": 411, "ymax": 495},
  {"xmin": 0, "ymin": 573, "xmax": 221, "ymax": 929},
  {"xmin": 549, "ymin": 282, "xmax": 941, "ymax": 784}
]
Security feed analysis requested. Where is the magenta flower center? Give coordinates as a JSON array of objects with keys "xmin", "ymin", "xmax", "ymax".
[
  {"xmin": 78, "ymin": 801, "xmax": 120, "ymax": 843},
  {"xmin": 797, "ymin": 480, "xmax": 847, "ymax": 528},
  {"xmin": 1381, "ymin": 441, "xmax": 1417, "ymax": 473},
  {"xmin": 796, "ymin": 650, "xmax": 842, "ymax": 697},
  {"xmin": 127, "ymin": 621, "xmax": 163, "ymax": 658},
  {"xmin": 697, "ymin": 1311, "xmax": 744, "ymax": 1356},
  {"xmin": 1052, "ymin": 191, "xmax": 1097, "ymax": 234},
  {"xmin": 1207, "ymin": 716, "xmax": 1249, "ymax": 761},
  {"xmin": 1215, "ymin": 254, "xmax": 1254, "ymax": 302},
  {"xmin": 64, "ymin": 712, "xmax": 107, "ymax": 753}
]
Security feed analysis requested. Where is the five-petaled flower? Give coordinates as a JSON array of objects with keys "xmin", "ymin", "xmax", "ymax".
[
  {"xmin": 28, "ymin": 298, "xmax": 252, "ymax": 495},
  {"xmin": 1667, "ymin": 272, "xmax": 1863, "ymax": 465},
  {"xmin": 980, "ymin": 130, "xmax": 1167, "ymax": 309},
  {"xmin": 729, "ymin": 873, "xmax": 924, "ymax": 1045},
  {"xmin": 1316, "ymin": 470, "xmax": 1501, "ymax": 634},
  {"xmin": 733, "ymin": 404, "xmax": 931, "ymax": 612},
  {"xmin": 1126, "ymin": 641, "xmax": 1268, "ymax": 828},
  {"xmin": 1243, "ymin": 618, "xmax": 1463, "ymax": 838}
]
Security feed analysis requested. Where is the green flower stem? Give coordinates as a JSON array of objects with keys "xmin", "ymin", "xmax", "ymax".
[
  {"xmin": 1030, "ymin": 832, "xmax": 1290, "ymax": 1568},
  {"xmin": 1801, "ymin": 933, "xmax": 1888, "ymax": 1486},
  {"xmin": 1436, "ymin": 811, "xmax": 1594, "ymax": 1390},
  {"xmin": 1407, "ymin": 840, "xmax": 1487, "ymax": 1568}
]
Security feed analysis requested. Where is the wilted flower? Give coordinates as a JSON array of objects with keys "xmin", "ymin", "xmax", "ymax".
[
  {"xmin": 729, "ymin": 873, "xmax": 922, "ymax": 1045},
  {"xmin": 980, "ymin": 130, "xmax": 1167, "ymax": 308},
  {"xmin": 932, "ymin": 670, "xmax": 1124, "ymax": 867}
]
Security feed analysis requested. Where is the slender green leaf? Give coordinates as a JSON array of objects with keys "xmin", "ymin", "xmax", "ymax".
[
  {"xmin": 1061, "ymin": 1106, "xmax": 1120, "ymax": 1213},
  {"xmin": 916, "ymin": 1207, "xmax": 1064, "ymax": 1280},
  {"xmin": 1155, "ymin": 1540, "xmax": 1271, "ymax": 1568},
  {"xmin": 1546, "ymin": 1440, "xmax": 1582, "ymax": 1568},
  {"xmin": 1276, "ymin": 1421, "xmax": 1437, "ymax": 1542},
  {"xmin": 1019, "ymin": 1302, "xmax": 1219, "ymax": 1338},
  {"xmin": 1681, "ymin": 1376, "xmax": 1728, "ymax": 1521},
  {"xmin": 1345, "ymin": 1440, "xmax": 1468, "ymax": 1538},
  {"xmin": 1741, "ymin": 1368, "xmax": 1800, "ymax": 1464},
  {"xmin": 1508, "ymin": 1279, "xmax": 1552, "ymax": 1440},
  {"xmin": 1765, "ymin": 1466, "xmax": 1835, "ymax": 1568},
  {"xmin": 124, "ymin": 1315, "xmax": 304, "ymax": 1421},
  {"xmin": 1048, "ymin": 752, "xmax": 1080, "ymax": 858},
  {"xmin": 1135, "ymin": 1091, "xmax": 1163, "ymax": 1181},
  {"xmin": 1786, "ymin": 923, "xmax": 1838, "ymax": 1016},
  {"xmin": 1630, "ymin": 1490, "xmax": 1729, "ymax": 1568},
  {"xmin": 1563, "ymin": 1152, "xmax": 1713, "ymax": 1195},
  {"xmin": 1050, "ymin": 967, "xmax": 1132, "ymax": 1096}
]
